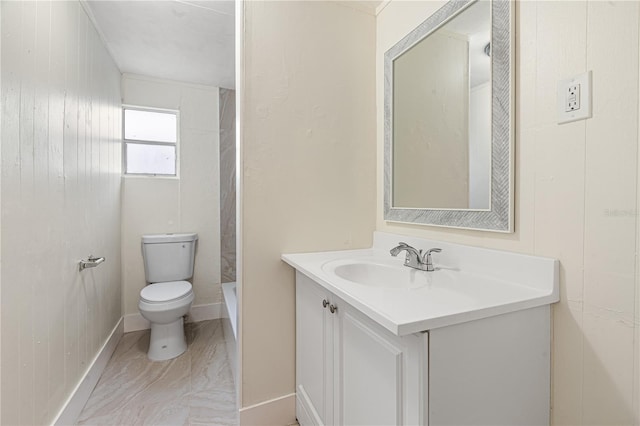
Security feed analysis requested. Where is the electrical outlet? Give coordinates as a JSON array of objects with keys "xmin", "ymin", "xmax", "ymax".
[
  {"xmin": 558, "ymin": 71, "xmax": 592, "ymax": 124},
  {"xmin": 565, "ymin": 84, "xmax": 580, "ymax": 112}
]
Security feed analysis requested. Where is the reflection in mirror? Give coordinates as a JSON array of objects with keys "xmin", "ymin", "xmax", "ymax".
[
  {"xmin": 384, "ymin": 0, "xmax": 513, "ymax": 232},
  {"xmin": 392, "ymin": 0, "xmax": 490, "ymax": 210}
]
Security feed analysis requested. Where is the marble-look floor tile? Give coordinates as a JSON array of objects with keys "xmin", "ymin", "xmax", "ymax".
[
  {"xmin": 188, "ymin": 389, "xmax": 237, "ymax": 425},
  {"xmin": 188, "ymin": 322, "xmax": 233, "ymax": 392},
  {"xmin": 78, "ymin": 320, "xmax": 237, "ymax": 426}
]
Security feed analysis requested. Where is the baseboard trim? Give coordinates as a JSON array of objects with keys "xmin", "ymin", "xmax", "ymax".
[
  {"xmin": 52, "ymin": 317, "xmax": 124, "ymax": 426},
  {"xmin": 239, "ymin": 393, "xmax": 297, "ymax": 426},
  {"xmin": 123, "ymin": 302, "xmax": 223, "ymax": 333},
  {"xmin": 123, "ymin": 312, "xmax": 150, "ymax": 333},
  {"xmin": 190, "ymin": 302, "xmax": 223, "ymax": 323}
]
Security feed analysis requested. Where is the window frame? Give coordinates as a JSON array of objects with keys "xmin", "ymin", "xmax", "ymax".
[{"xmin": 122, "ymin": 105, "xmax": 180, "ymax": 177}]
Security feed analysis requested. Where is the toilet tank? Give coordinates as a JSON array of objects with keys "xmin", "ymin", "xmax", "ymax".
[{"xmin": 142, "ymin": 233, "xmax": 198, "ymax": 283}]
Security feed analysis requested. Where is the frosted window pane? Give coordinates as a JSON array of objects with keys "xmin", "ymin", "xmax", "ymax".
[
  {"xmin": 126, "ymin": 143, "xmax": 176, "ymax": 175},
  {"xmin": 124, "ymin": 109, "xmax": 177, "ymax": 143}
]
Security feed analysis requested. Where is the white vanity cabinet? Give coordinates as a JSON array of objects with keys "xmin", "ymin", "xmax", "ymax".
[
  {"xmin": 296, "ymin": 272, "xmax": 425, "ymax": 426},
  {"xmin": 286, "ymin": 231, "xmax": 558, "ymax": 426},
  {"xmin": 295, "ymin": 270, "xmax": 552, "ymax": 426}
]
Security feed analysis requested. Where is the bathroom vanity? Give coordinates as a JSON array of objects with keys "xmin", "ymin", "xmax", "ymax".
[{"xmin": 282, "ymin": 232, "xmax": 559, "ymax": 426}]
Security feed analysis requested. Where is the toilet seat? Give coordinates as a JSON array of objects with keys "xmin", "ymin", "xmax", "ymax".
[{"xmin": 140, "ymin": 281, "xmax": 193, "ymax": 303}]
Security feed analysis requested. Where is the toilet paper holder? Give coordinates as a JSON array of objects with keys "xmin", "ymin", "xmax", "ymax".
[{"xmin": 79, "ymin": 255, "xmax": 106, "ymax": 272}]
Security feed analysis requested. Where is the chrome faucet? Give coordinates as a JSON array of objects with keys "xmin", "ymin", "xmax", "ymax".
[
  {"xmin": 390, "ymin": 242, "xmax": 442, "ymax": 272},
  {"xmin": 390, "ymin": 242, "xmax": 423, "ymax": 269}
]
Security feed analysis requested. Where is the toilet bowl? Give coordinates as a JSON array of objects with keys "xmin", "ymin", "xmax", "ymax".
[
  {"xmin": 139, "ymin": 281, "xmax": 195, "ymax": 361},
  {"xmin": 139, "ymin": 233, "xmax": 198, "ymax": 361}
]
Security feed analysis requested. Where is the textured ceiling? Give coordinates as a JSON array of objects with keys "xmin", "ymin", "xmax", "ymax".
[{"xmin": 86, "ymin": 0, "xmax": 235, "ymax": 88}]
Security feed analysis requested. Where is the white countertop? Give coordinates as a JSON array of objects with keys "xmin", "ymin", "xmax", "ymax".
[{"xmin": 282, "ymin": 232, "xmax": 559, "ymax": 336}]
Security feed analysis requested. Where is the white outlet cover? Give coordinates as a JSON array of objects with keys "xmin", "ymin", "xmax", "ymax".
[{"xmin": 557, "ymin": 71, "xmax": 592, "ymax": 124}]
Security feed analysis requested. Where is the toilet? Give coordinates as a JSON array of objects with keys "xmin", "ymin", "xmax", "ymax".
[{"xmin": 139, "ymin": 233, "xmax": 198, "ymax": 361}]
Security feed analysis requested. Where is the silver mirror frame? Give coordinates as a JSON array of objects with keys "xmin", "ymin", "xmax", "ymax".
[{"xmin": 384, "ymin": 0, "xmax": 514, "ymax": 232}]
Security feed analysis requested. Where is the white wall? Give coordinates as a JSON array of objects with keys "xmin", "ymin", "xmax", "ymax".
[
  {"xmin": 1, "ymin": 2, "xmax": 122, "ymax": 424},
  {"xmin": 377, "ymin": 1, "xmax": 640, "ymax": 424},
  {"xmin": 239, "ymin": 0, "xmax": 376, "ymax": 417},
  {"xmin": 121, "ymin": 74, "xmax": 221, "ymax": 316}
]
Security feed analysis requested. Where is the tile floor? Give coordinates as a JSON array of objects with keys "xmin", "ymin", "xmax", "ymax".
[{"xmin": 77, "ymin": 319, "xmax": 237, "ymax": 426}]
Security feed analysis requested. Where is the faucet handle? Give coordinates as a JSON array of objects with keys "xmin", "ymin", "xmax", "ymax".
[{"xmin": 423, "ymin": 248, "xmax": 442, "ymax": 272}]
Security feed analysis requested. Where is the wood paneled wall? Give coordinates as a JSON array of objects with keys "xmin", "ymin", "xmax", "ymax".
[
  {"xmin": 1, "ymin": 2, "xmax": 122, "ymax": 424},
  {"xmin": 377, "ymin": 1, "xmax": 640, "ymax": 424}
]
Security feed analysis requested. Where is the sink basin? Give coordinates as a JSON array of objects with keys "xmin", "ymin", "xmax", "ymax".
[{"xmin": 322, "ymin": 258, "xmax": 437, "ymax": 289}]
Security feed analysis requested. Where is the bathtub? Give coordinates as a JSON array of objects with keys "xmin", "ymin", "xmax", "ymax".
[{"xmin": 221, "ymin": 282, "xmax": 238, "ymax": 390}]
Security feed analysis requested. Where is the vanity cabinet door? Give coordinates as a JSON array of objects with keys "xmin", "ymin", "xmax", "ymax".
[
  {"xmin": 336, "ymin": 308, "xmax": 402, "ymax": 425},
  {"xmin": 335, "ymin": 305, "xmax": 426, "ymax": 426},
  {"xmin": 296, "ymin": 272, "xmax": 334, "ymax": 425},
  {"xmin": 295, "ymin": 272, "xmax": 426, "ymax": 426}
]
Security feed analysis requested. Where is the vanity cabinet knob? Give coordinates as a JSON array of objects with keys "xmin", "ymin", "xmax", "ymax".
[
  {"xmin": 329, "ymin": 304, "xmax": 338, "ymax": 314},
  {"xmin": 322, "ymin": 299, "xmax": 329, "ymax": 308}
]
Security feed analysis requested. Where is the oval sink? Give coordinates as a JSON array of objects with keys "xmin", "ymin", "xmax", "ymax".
[{"xmin": 323, "ymin": 259, "xmax": 436, "ymax": 289}]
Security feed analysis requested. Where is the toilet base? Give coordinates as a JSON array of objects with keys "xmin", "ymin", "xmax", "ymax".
[{"xmin": 148, "ymin": 317, "xmax": 187, "ymax": 361}]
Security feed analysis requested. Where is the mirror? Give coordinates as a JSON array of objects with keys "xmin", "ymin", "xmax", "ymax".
[{"xmin": 384, "ymin": 0, "xmax": 513, "ymax": 232}]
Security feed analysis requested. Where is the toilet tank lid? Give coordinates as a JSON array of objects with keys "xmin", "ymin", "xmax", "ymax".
[{"xmin": 142, "ymin": 233, "xmax": 198, "ymax": 244}]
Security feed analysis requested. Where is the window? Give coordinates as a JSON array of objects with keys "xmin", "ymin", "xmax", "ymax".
[{"xmin": 123, "ymin": 107, "xmax": 178, "ymax": 176}]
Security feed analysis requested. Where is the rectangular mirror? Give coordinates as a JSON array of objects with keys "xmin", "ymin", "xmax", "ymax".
[{"xmin": 384, "ymin": 0, "xmax": 514, "ymax": 232}]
